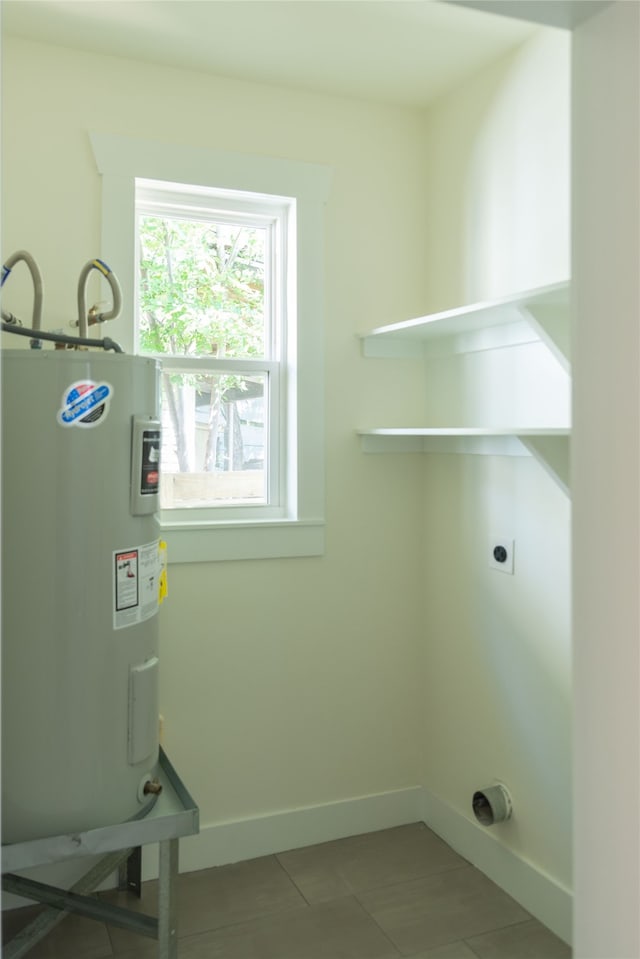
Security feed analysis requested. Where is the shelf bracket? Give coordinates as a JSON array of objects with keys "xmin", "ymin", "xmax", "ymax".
[
  {"xmin": 516, "ymin": 304, "xmax": 570, "ymax": 372},
  {"xmin": 517, "ymin": 434, "xmax": 570, "ymax": 496}
]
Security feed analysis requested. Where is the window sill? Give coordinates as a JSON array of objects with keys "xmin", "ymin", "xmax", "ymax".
[{"xmin": 162, "ymin": 519, "xmax": 325, "ymax": 563}]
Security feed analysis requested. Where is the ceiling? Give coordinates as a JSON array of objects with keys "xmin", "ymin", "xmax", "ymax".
[{"xmin": 1, "ymin": 1, "xmax": 543, "ymax": 109}]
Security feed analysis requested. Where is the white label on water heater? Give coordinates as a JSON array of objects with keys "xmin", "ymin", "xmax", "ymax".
[
  {"xmin": 57, "ymin": 379, "xmax": 113, "ymax": 428},
  {"xmin": 113, "ymin": 539, "xmax": 161, "ymax": 630}
]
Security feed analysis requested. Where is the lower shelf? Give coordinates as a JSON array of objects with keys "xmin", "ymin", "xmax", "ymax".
[{"xmin": 357, "ymin": 428, "xmax": 570, "ymax": 496}]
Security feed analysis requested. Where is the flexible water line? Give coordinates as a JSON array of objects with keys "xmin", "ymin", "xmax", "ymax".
[
  {"xmin": 1, "ymin": 250, "xmax": 44, "ymax": 345},
  {"xmin": 77, "ymin": 259, "xmax": 122, "ymax": 338}
]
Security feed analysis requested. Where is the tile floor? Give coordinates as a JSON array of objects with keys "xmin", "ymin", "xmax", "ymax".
[{"xmin": 2, "ymin": 822, "xmax": 571, "ymax": 959}]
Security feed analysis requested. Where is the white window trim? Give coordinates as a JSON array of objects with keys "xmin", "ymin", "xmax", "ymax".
[{"xmin": 90, "ymin": 132, "xmax": 331, "ymax": 563}]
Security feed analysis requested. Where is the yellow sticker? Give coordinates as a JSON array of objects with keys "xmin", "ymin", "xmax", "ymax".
[{"xmin": 158, "ymin": 540, "xmax": 168, "ymax": 603}]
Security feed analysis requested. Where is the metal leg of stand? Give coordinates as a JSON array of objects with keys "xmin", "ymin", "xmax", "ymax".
[
  {"xmin": 118, "ymin": 846, "xmax": 142, "ymax": 898},
  {"xmin": 157, "ymin": 838, "xmax": 179, "ymax": 959},
  {"xmin": 2, "ymin": 848, "xmax": 133, "ymax": 959}
]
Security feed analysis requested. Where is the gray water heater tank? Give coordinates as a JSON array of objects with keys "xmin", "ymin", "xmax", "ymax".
[{"xmin": 1, "ymin": 349, "xmax": 163, "ymax": 843}]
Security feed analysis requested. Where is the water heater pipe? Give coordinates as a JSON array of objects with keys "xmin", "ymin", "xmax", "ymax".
[
  {"xmin": 77, "ymin": 259, "xmax": 122, "ymax": 338},
  {"xmin": 1, "ymin": 249, "xmax": 44, "ymax": 344},
  {"xmin": 1, "ymin": 321, "xmax": 123, "ymax": 353}
]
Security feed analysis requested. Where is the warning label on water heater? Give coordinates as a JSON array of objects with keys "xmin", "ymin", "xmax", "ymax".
[{"xmin": 113, "ymin": 540, "xmax": 161, "ymax": 630}]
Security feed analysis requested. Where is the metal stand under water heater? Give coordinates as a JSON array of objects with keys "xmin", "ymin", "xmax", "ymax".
[{"xmin": 1, "ymin": 254, "xmax": 198, "ymax": 959}]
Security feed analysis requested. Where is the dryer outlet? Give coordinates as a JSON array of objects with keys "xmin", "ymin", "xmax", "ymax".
[{"xmin": 490, "ymin": 538, "xmax": 514, "ymax": 574}]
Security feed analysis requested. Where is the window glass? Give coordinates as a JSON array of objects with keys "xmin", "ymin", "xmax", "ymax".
[
  {"xmin": 158, "ymin": 369, "xmax": 266, "ymax": 508},
  {"xmin": 138, "ymin": 213, "xmax": 268, "ymax": 359}
]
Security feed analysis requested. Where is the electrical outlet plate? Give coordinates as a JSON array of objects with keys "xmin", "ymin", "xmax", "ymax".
[{"xmin": 490, "ymin": 537, "xmax": 515, "ymax": 574}]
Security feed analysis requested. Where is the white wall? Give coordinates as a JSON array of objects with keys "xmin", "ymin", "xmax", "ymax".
[
  {"xmin": 423, "ymin": 30, "xmax": 570, "ymax": 310},
  {"xmin": 1, "ymin": 36, "xmax": 429, "ymax": 856},
  {"xmin": 572, "ymin": 3, "xmax": 640, "ymax": 955},
  {"xmin": 417, "ymin": 29, "xmax": 573, "ymax": 936}
]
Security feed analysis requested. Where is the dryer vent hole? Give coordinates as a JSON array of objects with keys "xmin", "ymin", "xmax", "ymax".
[{"xmin": 472, "ymin": 784, "xmax": 512, "ymax": 826}]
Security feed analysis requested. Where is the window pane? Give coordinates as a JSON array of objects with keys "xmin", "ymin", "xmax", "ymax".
[
  {"xmin": 138, "ymin": 214, "xmax": 266, "ymax": 358},
  {"xmin": 159, "ymin": 370, "xmax": 266, "ymax": 508}
]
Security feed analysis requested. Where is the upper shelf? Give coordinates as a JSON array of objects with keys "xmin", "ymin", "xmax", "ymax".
[{"xmin": 361, "ymin": 281, "xmax": 570, "ymax": 370}]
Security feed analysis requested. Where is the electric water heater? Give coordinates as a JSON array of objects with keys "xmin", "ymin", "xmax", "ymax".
[{"xmin": 1, "ymin": 349, "xmax": 163, "ymax": 843}]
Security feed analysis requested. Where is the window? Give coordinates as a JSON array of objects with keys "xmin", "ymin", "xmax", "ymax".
[
  {"xmin": 136, "ymin": 180, "xmax": 288, "ymax": 521},
  {"xmin": 90, "ymin": 133, "xmax": 331, "ymax": 562}
]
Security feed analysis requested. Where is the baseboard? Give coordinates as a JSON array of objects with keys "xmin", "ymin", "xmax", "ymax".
[
  {"xmin": 420, "ymin": 786, "xmax": 572, "ymax": 946},
  {"xmin": 141, "ymin": 784, "xmax": 424, "ymax": 881}
]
